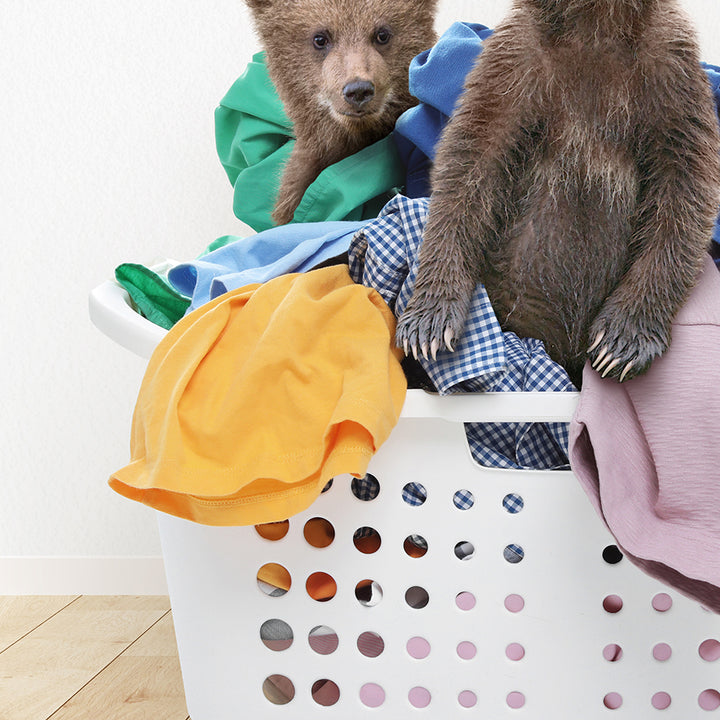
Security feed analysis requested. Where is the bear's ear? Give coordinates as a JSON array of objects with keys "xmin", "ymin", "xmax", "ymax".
[{"xmin": 244, "ymin": 0, "xmax": 273, "ymax": 11}]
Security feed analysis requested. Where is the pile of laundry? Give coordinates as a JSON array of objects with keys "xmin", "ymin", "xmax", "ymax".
[{"xmin": 110, "ymin": 21, "xmax": 720, "ymax": 611}]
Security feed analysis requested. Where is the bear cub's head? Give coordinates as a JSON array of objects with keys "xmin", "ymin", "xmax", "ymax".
[{"xmin": 245, "ymin": 0, "xmax": 437, "ymax": 148}]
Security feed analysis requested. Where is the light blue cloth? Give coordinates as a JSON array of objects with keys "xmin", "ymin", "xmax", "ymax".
[{"xmin": 168, "ymin": 221, "xmax": 365, "ymax": 313}]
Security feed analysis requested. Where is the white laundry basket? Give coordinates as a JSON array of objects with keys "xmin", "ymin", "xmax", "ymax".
[{"xmin": 90, "ymin": 279, "xmax": 720, "ymax": 719}]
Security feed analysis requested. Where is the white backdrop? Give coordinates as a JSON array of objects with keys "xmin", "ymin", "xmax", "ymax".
[{"xmin": 1, "ymin": 0, "xmax": 719, "ymax": 592}]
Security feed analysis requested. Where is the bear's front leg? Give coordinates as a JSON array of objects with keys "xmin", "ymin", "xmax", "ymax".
[
  {"xmin": 587, "ymin": 71, "xmax": 720, "ymax": 382},
  {"xmin": 396, "ymin": 47, "xmax": 538, "ymax": 359},
  {"xmin": 395, "ymin": 205, "xmax": 480, "ymax": 359},
  {"xmin": 272, "ymin": 142, "xmax": 324, "ymax": 226},
  {"xmin": 587, "ymin": 280, "xmax": 676, "ymax": 383}
]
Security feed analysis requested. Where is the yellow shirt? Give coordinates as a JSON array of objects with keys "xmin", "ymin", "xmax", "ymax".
[{"xmin": 109, "ymin": 266, "xmax": 407, "ymax": 525}]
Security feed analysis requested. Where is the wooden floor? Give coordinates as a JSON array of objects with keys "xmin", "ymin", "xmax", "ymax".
[{"xmin": 0, "ymin": 596, "xmax": 189, "ymax": 720}]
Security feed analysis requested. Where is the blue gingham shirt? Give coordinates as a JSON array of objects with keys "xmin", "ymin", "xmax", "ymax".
[{"xmin": 349, "ymin": 195, "xmax": 576, "ymax": 470}]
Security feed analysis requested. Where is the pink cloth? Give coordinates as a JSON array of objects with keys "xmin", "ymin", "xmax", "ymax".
[{"xmin": 569, "ymin": 256, "xmax": 720, "ymax": 612}]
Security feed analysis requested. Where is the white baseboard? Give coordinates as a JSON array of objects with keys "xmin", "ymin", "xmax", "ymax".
[{"xmin": 0, "ymin": 556, "xmax": 168, "ymax": 595}]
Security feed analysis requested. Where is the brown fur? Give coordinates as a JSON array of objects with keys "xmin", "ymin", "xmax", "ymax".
[
  {"xmin": 244, "ymin": 0, "xmax": 437, "ymax": 225},
  {"xmin": 396, "ymin": 0, "xmax": 720, "ymax": 387}
]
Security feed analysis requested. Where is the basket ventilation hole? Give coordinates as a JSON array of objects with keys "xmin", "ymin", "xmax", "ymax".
[
  {"xmin": 262, "ymin": 675, "xmax": 295, "ymax": 705},
  {"xmin": 306, "ymin": 572, "xmax": 336, "ymax": 602},
  {"xmin": 308, "ymin": 625, "xmax": 338, "ymax": 655},
  {"xmin": 303, "ymin": 517, "xmax": 335, "ymax": 548},
  {"xmin": 357, "ymin": 631, "xmax": 385, "ymax": 658},
  {"xmin": 321, "ymin": 478, "xmax": 333, "ymax": 493},
  {"xmin": 504, "ymin": 544, "xmax": 525, "ymax": 563},
  {"xmin": 453, "ymin": 489, "xmax": 475, "ymax": 510},
  {"xmin": 652, "ymin": 593, "xmax": 673, "ymax": 612},
  {"xmin": 506, "ymin": 643, "xmax": 525, "ymax": 661},
  {"xmin": 359, "ymin": 683, "xmax": 385, "ymax": 708},
  {"xmin": 409, "ymin": 687, "xmax": 432, "ymax": 708},
  {"xmin": 407, "ymin": 636, "xmax": 431, "ymax": 659},
  {"xmin": 457, "ymin": 641, "xmax": 477, "ymax": 660},
  {"xmin": 652, "ymin": 692, "xmax": 672, "ymax": 710},
  {"xmin": 507, "ymin": 691, "xmax": 526, "ymax": 709},
  {"xmin": 602, "ymin": 594, "xmax": 623, "ymax": 613},
  {"xmin": 699, "ymin": 690, "xmax": 720, "ymax": 711},
  {"xmin": 503, "ymin": 493, "xmax": 524, "ymax": 513},
  {"xmin": 504, "ymin": 594, "xmax": 525, "ymax": 613},
  {"xmin": 402, "ymin": 482, "xmax": 427, "ymax": 506},
  {"xmin": 351, "ymin": 473, "xmax": 380, "ymax": 501},
  {"xmin": 254, "ymin": 520, "xmax": 289, "ymax": 541},
  {"xmin": 455, "ymin": 541, "xmax": 475, "ymax": 561},
  {"xmin": 404, "ymin": 534, "xmax": 428, "ymax": 558},
  {"xmin": 312, "ymin": 679, "xmax": 340, "ymax": 707},
  {"xmin": 260, "ymin": 619, "xmax": 293, "ymax": 651},
  {"xmin": 602, "ymin": 544, "xmax": 623, "ymax": 564},
  {"xmin": 353, "ymin": 526, "xmax": 381, "ymax": 554},
  {"xmin": 455, "ymin": 591, "xmax": 476, "ymax": 611},
  {"xmin": 257, "ymin": 563, "xmax": 291, "ymax": 598},
  {"xmin": 355, "ymin": 579, "xmax": 383, "ymax": 607},
  {"xmin": 604, "ymin": 693, "xmax": 623, "ymax": 710},
  {"xmin": 700, "ymin": 640, "xmax": 720, "ymax": 662},
  {"xmin": 458, "ymin": 691, "xmax": 477, "ymax": 708},
  {"xmin": 602, "ymin": 644, "xmax": 623, "ymax": 662},
  {"xmin": 405, "ymin": 586, "xmax": 430, "ymax": 609},
  {"xmin": 653, "ymin": 643, "xmax": 672, "ymax": 662}
]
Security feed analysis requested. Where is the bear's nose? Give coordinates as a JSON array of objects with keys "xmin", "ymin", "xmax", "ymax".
[{"xmin": 343, "ymin": 80, "xmax": 375, "ymax": 110}]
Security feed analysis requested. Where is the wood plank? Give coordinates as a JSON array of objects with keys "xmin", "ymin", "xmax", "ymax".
[
  {"xmin": 122, "ymin": 611, "xmax": 179, "ymax": 657},
  {"xmin": 0, "ymin": 596, "xmax": 170, "ymax": 720},
  {"xmin": 0, "ymin": 596, "xmax": 78, "ymax": 653},
  {"xmin": 48, "ymin": 613, "xmax": 189, "ymax": 720}
]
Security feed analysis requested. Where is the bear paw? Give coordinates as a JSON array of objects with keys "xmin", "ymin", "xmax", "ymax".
[
  {"xmin": 587, "ymin": 311, "xmax": 669, "ymax": 383},
  {"xmin": 395, "ymin": 292, "xmax": 469, "ymax": 360}
]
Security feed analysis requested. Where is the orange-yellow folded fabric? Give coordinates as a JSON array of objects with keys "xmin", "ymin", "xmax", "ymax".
[{"xmin": 109, "ymin": 266, "xmax": 406, "ymax": 525}]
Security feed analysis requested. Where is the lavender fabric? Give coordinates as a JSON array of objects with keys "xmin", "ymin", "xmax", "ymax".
[{"xmin": 569, "ymin": 255, "xmax": 720, "ymax": 612}]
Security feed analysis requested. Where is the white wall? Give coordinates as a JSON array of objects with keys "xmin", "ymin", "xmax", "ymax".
[{"xmin": 1, "ymin": 0, "xmax": 719, "ymax": 593}]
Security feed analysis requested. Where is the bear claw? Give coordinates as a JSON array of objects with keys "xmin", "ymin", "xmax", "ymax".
[
  {"xmin": 590, "ymin": 346, "xmax": 635, "ymax": 382},
  {"xmin": 600, "ymin": 358, "xmax": 619, "ymax": 378},
  {"xmin": 395, "ymin": 294, "xmax": 468, "ymax": 362},
  {"xmin": 587, "ymin": 330, "xmax": 605, "ymax": 353},
  {"xmin": 443, "ymin": 328, "xmax": 456, "ymax": 352},
  {"xmin": 618, "ymin": 361, "xmax": 634, "ymax": 383},
  {"xmin": 586, "ymin": 309, "xmax": 667, "ymax": 383}
]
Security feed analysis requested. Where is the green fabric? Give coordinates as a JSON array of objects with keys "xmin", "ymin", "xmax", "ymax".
[
  {"xmin": 114, "ymin": 54, "xmax": 406, "ymax": 331},
  {"xmin": 215, "ymin": 52, "xmax": 405, "ymax": 232},
  {"xmin": 115, "ymin": 264, "xmax": 191, "ymax": 330},
  {"xmin": 201, "ymin": 234, "xmax": 239, "ymax": 255}
]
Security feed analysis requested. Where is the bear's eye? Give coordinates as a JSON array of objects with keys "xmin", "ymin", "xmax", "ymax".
[
  {"xmin": 312, "ymin": 32, "xmax": 330, "ymax": 50},
  {"xmin": 374, "ymin": 27, "xmax": 392, "ymax": 45}
]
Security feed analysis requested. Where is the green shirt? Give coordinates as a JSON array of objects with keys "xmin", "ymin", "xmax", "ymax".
[{"xmin": 214, "ymin": 52, "xmax": 406, "ymax": 231}]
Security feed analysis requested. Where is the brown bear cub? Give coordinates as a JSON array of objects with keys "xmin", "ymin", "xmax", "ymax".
[
  {"xmin": 396, "ymin": 0, "xmax": 720, "ymax": 386},
  {"xmin": 243, "ymin": 0, "xmax": 438, "ymax": 226}
]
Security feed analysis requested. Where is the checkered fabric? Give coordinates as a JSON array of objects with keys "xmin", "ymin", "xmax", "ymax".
[
  {"xmin": 402, "ymin": 482, "xmax": 427, "ymax": 506},
  {"xmin": 350, "ymin": 474, "xmax": 380, "ymax": 501},
  {"xmin": 453, "ymin": 489, "xmax": 475, "ymax": 510},
  {"xmin": 504, "ymin": 544, "xmax": 525, "ymax": 563},
  {"xmin": 349, "ymin": 195, "xmax": 577, "ymax": 470},
  {"xmin": 407, "ymin": 534, "xmax": 428, "ymax": 551},
  {"xmin": 502, "ymin": 493, "xmax": 525, "ymax": 514}
]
